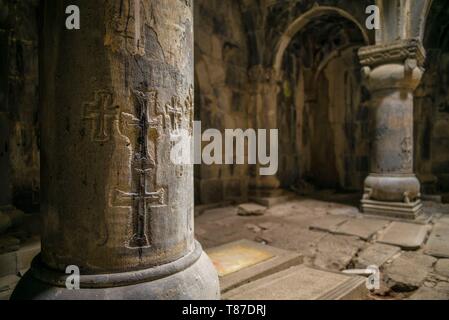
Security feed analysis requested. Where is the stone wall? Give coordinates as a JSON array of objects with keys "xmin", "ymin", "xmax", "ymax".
[
  {"xmin": 0, "ymin": 0, "xmax": 40, "ymax": 212},
  {"xmin": 415, "ymin": 50, "xmax": 449, "ymax": 194},
  {"xmin": 194, "ymin": 0, "xmax": 250, "ymax": 204}
]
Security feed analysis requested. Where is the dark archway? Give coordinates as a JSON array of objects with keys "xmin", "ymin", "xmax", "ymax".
[{"xmin": 275, "ymin": 10, "xmax": 369, "ymax": 194}]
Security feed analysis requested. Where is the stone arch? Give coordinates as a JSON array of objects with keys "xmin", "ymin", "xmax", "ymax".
[{"xmin": 272, "ymin": 6, "xmax": 370, "ymax": 75}]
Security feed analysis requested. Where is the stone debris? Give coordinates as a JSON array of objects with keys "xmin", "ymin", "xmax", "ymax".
[
  {"xmin": 377, "ymin": 222, "xmax": 429, "ymax": 250},
  {"xmin": 334, "ymin": 218, "xmax": 390, "ymax": 240},
  {"xmin": 237, "ymin": 203, "xmax": 267, "ymax": 216},
  {"xmin": 354, "ymin": 243, "xmax": 401, "ymax": 269},
  {"xmin": 425, "ymin": 222, "xmax": 449, "ymax": 258},
  {"xmin": 384, "ymin": 252, "xmax": 437, "ymax": 292}
]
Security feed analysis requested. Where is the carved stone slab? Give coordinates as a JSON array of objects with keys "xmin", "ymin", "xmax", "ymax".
[
  {"xmin": 206, "ymin": 239, "xmax": 303, "ymax": 293},
  {"xmin": 223, "ymin": 265, "xmax": 367, "ymax": 300}
]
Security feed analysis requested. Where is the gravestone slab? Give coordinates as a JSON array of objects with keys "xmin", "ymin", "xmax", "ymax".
[
  {"xmin": 206, "ymin": 239, "xmax": 303, "ymax": 293},
  {"xmin": 377, "ymin": 222, "xmax": 429, "ymax": 250},
  {"xmin": 223, "ymin": 265, "xmax": 367, "ymax": 300},
  {"xmin": 335, "ymin": 219, "xmax": 390, "ymax": 240},
  {"xmin": 355, "ymin": 243, "xmax": 401, "ymax": 269},
  {"xmin": 425, "ymin": 223, "xmax": 449, "ymax": 258}
]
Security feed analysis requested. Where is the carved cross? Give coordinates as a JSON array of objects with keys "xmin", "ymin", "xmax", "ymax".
[
  {"xmin": 114, "ymin": 179, "xmax": 165, "ymax": 248},
  {"xmin": 166, "ymin": 96, "xmax": 184, "ymax": 131},
  {"xmin": 84, "ymin": 91, "xmax": 119, "ymax": 142},
  {"xmin": 116, "ymin": 89, "xmax": 166, "ymax": 249}
]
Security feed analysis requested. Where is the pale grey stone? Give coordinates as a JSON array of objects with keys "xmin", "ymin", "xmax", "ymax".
[
  {"xmin": 237, "ymin": 203, "xmax": 267, "ymax": 216},
  {"xmin": 434, "ymin": 259, "xmax": 449, "ymax": 278},
  {"xmin": 355, "ymin": 243, "xmax": 401, "ymax": 269},
  {"xmin": 377, "ymin": 222, "xmax": 429, "ymax": 250},
  {"xmin": 223, "ymin": 265, "xmax": 367, "ymax": 300},
  {"xmin": 335, "ymin": 218, "xmax": 390, "ymax": 240},
  {"xmin": 425, "ymin": 223, "xmax": 449, "ymax": 258}
]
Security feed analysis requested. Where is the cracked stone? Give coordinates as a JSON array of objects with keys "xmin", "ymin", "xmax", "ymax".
[
  {"xmin": 309, "ymin": 216, "xmax": 348, "ymax": 233},
  {"xmin": 377, "ymin": 222, "xmax": 429, "ymax": 250},
  {"xmin": 313, "ymin": 234, "xmax": 365, "ymax": 271},
  {"xmin": 384, "ymin": 252, "xmax": 437, "ymax": 292},
  {"xmin": 355, "ymin": 243, "xmax": 401, "ymax": 269}
]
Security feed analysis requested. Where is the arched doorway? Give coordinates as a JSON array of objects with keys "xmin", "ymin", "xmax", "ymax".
[{"xmin": 274, "ymin": 7, "xmax": 371, "ymax": 194}]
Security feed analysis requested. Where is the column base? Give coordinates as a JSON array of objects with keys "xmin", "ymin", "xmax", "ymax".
[
  {"xmin": 361, "ymin": 198, "xmax": 423, "ymax": 220},
  {"xmin": 10, "ymin": 241, "xmax": 220, "ymax": 300}
]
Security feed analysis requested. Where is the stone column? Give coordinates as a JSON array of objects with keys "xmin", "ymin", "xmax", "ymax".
[
  {"xmin": 12, "ymin": 0, "xmax": 219, "ymax": 300},
  {"xmin": 358, "ymin": 39, "xmax": 425, "ymax": 219},
  {"xmin": 248, "ymin": 65, "xmax": 281, "ymax": 199}
]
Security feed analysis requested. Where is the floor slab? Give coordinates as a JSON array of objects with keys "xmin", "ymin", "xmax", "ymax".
[
  {"xmin": 425, "ymin": 223, "xmax": 449, "ymax": 258},
  {"xmin": 206, "ymin": 239, "xmax": 303, "ymax": 293},
  {"xmin": 223, "ymin": 265, "xmax": 367, "ymax": 300},
  {"xmin": 334, "ymin": 218, "xmax": 390, "ymax": 240},
  {"xmin": 377, "ymin": 222, "xmax": 429, "ymax": 250},
  {"xmin": 354, "ymin": 243, "xmax": 401, "ymax": 269},
  {"xmin": 309, "ymin": 216, "xmax": 348, "ymax": 233}
]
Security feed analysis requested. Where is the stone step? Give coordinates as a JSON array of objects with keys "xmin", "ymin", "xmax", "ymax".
[
  {"xmin": 206, "ymin": 239, "xmax": 303, "ymax": 293},
  {"xmin": 223, "ymin": 265, "xmax": 367, "ymax": 300}
]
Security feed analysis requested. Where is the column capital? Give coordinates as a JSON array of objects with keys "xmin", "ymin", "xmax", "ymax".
[
  {"xmin": 358, "ymin": 38, "xmax": 426, "ymax": 68},
  {"xmin": 358, "ymin": 39, "xmax": 426, "ymax": 92}
]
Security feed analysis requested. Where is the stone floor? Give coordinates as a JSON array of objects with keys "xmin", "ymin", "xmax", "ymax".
[{"xmin": 196, "ymin": 192, "xmax": 449, "ymax": 300}]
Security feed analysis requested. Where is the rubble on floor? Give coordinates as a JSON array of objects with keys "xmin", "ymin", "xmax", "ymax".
[{"xmin": 196, "ymin": 195, "xmax": 449, "ymax": 300}]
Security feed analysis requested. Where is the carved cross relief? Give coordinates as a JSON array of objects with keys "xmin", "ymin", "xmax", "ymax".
[
  {"xmin": 114, "ymin": 90, "xmax": 167, "ymax": 249},
  {"xmin": 84, "ymin": 91, "xmax": 119, "ymax": 143}
]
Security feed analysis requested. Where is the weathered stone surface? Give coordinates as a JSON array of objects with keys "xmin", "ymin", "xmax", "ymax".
[
  {"xmin": 313, "ymin": 234, "xmax": 365, "ymax": 271},
  {"xmin": 335, "ymin": 218, "xmax": 390, "ymax": 240},
  {"xmin": 0, "ymin": 274, "xmax": 20, "ymax": 293},
  {"xmin": 409, "ymin": 286, "xmax": 449, "ymax": 300},
  {"xmin": 377, "ymin": 222, "xmax": 429, "ymax": 250},
  {"xmin": 16, "ymin": 238, "xmax": 40, "ymax": 271},
  {"xmin": 206, "ymin": 239, "xmax": 302, "ymax": 293},
  {"xmin": 237, "ymin": 203, "xmax": 267, "ymax": 216},
  {"xmin": 223, "ymin": 265, "xmax": 367, "ymax": 300},
  {"xmin": 12, "ymin": 0, "xmax": 219, "ymax": 300},
  {"xmin": 0, "ymin": 235, "xmax": 20, "ymax": 254},
  {"xmin": 310, "ymin": 216, "xmax": 348, "ymax": 233},
  {"xmin": 425, "ymin": 223, "xmax": 449, "ymax": 258},
  {"xmin": 0, "ymin": 251, "xmax": 16, "ymax": 277},
  {"xmin": 384, "ymin": 252, "xmax": 437, "ymax": 292},
  {"xmin": 355, "ymin": 243, "xmax": 401, "ymax": 269},
  {"xmin": 434, "ymin": 259, "xmax": 449, "ymax": 278}
]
